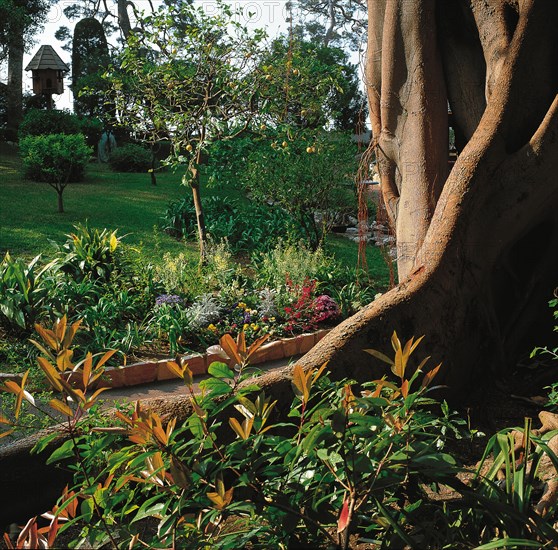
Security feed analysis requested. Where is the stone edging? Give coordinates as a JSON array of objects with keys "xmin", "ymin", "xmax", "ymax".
[{"xmin": 87, "ymin": 329, "xmax": 331, "ymax": 389}]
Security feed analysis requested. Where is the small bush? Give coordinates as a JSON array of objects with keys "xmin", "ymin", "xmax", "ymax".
[
  {"xmin": 51, "ymin": 223, "xmax": 120, "ymax": 283},
  {"xmin": 162, "ymin": 195, "xmax": 303, "ymax": 253},
  {"xmin": 18, "ymin": 108, "xmax": 82, "ymax": 138},
  {"xmin": 108, "ymin": 143, "xmax": 152, "ymax": 172},
  {"xmin": 256, "ymin": 239, "xmax": 338, "ymax": 290},
  {"xmin": 20, "ymin": 133, "xmax": 91, "ymax": 183},
  {"xmin": 242, "ymin": 131, "xmax": 358, "ymax": 248},
  {"xmin": 0, "ymin": 253, "xmax": 53, "ymax": 331}
]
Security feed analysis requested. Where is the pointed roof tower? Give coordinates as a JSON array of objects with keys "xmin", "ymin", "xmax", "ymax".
[{"xmin": 25, "ymin": 45, "xmax": 69, "ymax": 73}]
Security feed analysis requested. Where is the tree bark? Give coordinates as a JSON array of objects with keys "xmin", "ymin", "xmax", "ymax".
[
  {"xmin": 6, "ymin": 29, "xmax": 23, "ymax": 142},
  {"xmin": 305, "ymin": 0, "xmax": 558, "ymax": 393}
]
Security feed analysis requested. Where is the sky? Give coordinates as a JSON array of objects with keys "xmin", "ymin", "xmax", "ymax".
[{"xmin": 20, "ymin": 0, "xmax": 292, "ymax": 110}]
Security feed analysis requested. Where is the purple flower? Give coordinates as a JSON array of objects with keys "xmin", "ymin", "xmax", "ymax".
[
  {"xmin": 313, "ymin": 295, "xmax": 340, "ymax": 323},
  {"xmin": 243, "ymin": 312, "xmax": 251, "ymax": 324},
  {"xmin": 155, "ymin": 294, "xmax": 183, "ymax": 307}
]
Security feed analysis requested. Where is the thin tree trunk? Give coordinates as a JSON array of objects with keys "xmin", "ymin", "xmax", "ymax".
[
  {"xmin": 6, "ymin": 29, "xmax": 24, "ymax": 142},
  {"xmin": 57, "ymin": 188, "xmax": 64, "ymax": 213}
]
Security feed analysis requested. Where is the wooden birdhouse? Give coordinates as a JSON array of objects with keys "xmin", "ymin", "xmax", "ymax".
[{"xmin": 25, "ymin": 45, "xmax": 69, "ymax": 104}]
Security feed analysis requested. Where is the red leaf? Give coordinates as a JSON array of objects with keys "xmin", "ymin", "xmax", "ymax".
[{"xmin": 337, "ymin": 496, "xmax": 350, "ymax": 534}]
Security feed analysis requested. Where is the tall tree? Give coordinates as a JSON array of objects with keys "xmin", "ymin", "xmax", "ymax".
[
  {"xmin": 291, "ymin": 0, "xmax": 366, "ymax": 50},
  {"xmin": 0, "ymin": 0, "xmax": 53, "ymax": 140},
  {"xmin": 299, "ymin": 0, "xmax": 558, "ymax": 396},
  {"xmin": 71, "ymin": 17, "xmax": 110, "ymax": 117}
]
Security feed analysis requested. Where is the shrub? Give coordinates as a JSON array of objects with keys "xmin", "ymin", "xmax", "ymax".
[
  {"xmin": 154, "ymin": 252, "xmax": 203, "ymax": 299},
  {"xmin": 18, "ymin": 108, "xmax": 82, "ymax": 138},
  {"xmin": 51, "ymin": 223, "xmax": 120, "ymax": 283},
  {"xmin": 108, "ymin": 143, "xmax": 152, "ymax": 172},
  {"xmin": 162, "ymin": 195, "xmax": 303, "ymax": 253},
  {"xmin": 256, "ymin": 240, "xmax": 338, "ymax": 291},
  {"xmin": 0, "ymin": 328, "xmax": 497, "ymax": 549},
  {"xmin": 20, "ymin": 133, "xmax": 91, "ymax": 184},
  {"xmin": 242, "ymin": 131, "xmax": 358, "ymax": 248}
]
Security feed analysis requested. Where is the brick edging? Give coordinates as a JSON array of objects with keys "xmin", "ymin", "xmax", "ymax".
[{"xmin": 90, "ymin": 329, "xmax": 332, "ymax": 389}]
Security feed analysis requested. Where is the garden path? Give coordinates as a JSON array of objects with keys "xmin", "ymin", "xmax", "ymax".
[{"xmin": 97, "ymin": 356, "xmax": 299, "ymax": 406}]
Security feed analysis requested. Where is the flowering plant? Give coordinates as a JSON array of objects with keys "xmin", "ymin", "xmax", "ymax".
[
  {"xmin": 283, "ymin": 277, "xmax": 318, "ymax": 334},
  {"xmin": 155, "ymin": 294, "xmax": 184, "ymax": 307},
  {"xmin": 201, "ymin": 300, "xmax": 280, "ymax": 345},
  {"xmin": 282, "ymin": 277, "xmax": 340, "ymax": 334},
  {"xmin": 312, "ymin": 294, "xmax": 340, "ymax": 323}
]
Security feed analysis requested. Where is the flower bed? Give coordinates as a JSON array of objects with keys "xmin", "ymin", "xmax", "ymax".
[{"xmin": 98, "ymin": 329, "xmax": 331, "ymax": 389}]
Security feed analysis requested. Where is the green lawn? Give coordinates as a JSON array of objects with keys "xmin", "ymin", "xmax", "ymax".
[
  {"xmin": 0, "ymin": 143, "xmax": 390, "ymax": 288},
  {"xmin": 0, "ymin": 144, "xmax": 197, "ymax": 262}
]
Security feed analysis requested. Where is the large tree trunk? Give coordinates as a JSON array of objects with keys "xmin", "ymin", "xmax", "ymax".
[
  {"xmin": 3, "ymin": 0, "xmax": 558, "ymax": 526},
  {"xmin": 300, "ymin": 0, "xmax": 558, "ymax": 394}
]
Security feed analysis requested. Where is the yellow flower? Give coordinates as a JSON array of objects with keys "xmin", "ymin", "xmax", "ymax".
[
  {"xmin": 251, "ymin": 324, "xmax": 259, "ymax": 331},
  {"xmin": 237, "ymin": 302, "xmax": 247, "ymax": 309},
  {"xmin": 208, "ymin": 324, "xmax": 217, "ymax": 332},
  {"xmin": 270, "ymin": 317, "xmax": 276, "ymax": 322},
  {"xmin": 243, "ymin": 324, "xmax": 250, "ymax": 331}
]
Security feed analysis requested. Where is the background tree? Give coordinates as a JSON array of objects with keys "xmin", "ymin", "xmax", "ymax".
[
  {"xmin": 0, "ymin": 0, "xmax": 54, "ymax": 141},
  {"xmin": 260, "ymin": 36, "xmax": 366, "ymax": 131},
  {"xmin": 290, "ymin": 0, "xmax": 366, "ymax": 50},
  {"xmin": 55, "ymin": 0, "xmax": 133, "ymax": 50},
  {"xmin": 71, "ymin": 17, "xmax": 111, "ymax": 118},
  {"xmin": 109, "ymin": 0, "xmax": 268, "ymax": 259}
]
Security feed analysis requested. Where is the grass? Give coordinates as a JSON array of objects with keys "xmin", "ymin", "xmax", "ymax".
[
  {"xmin": 0, "ymin": 143, "xmax": 197, "ymax": 263},
  {"xmin": 0, "ymin": 143, "xmax": 390, "ymax": 287}
]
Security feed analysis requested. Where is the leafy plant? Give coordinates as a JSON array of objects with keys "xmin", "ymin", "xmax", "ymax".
[
  {"xmin": 242, "ymin": 131, "xmax": 357, "ymax": 248},
  {"xmin": 108, "ymin": 143, "xmax": 152, "ymax": 173},
  {"xmin": 19, "ymin": 133, "xmax": 92, "ymax": 212},
  {"xmin": 161, "ymin": 195, "xmax": 302, "ymax": 253},
  {"xmin": 5, "ymin": 326, "xmax": 558, "ymax": 548},
  {"xmin": 256, "ymin": 239, "xmax": 338, "ymax": 291},
  {"xmin": 0, "ymin": 253, "xmax": 53, "ymax": 331},
  {"xmin": 51, "ymin": 223, "xmax": 120, "ymax": 283},
  {"xmin": 332, "ymin": 280, "xmax": 377, "ymax": 317}
]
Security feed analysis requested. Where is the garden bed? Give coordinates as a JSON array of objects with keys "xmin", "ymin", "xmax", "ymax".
[{"xmin": 69, "ymin": 329, "xmax": 331, "ymax": 389}]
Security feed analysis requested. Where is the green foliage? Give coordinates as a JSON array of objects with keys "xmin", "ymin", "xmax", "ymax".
[
  {"xmin": 153, "ymin": 252, "xmax": 203, "ymax": 299},
  {"xmin": 108, "ymin": 143, "xmax": 152, "ymax": 172},
  {"xmin": 256, "ymin": 239, "xmax": 339, "ymax": 291},
  {"xmin": 13, "ymin": 328, "xmax": 558, "ymax": 548},
  {"xmin": 50, "ymin": 223, "xmax": 120, "ymax": 283},
  {"xmin": 20, "ymin": 133, "xmax": 91, "ymax": 184},
  {"xmin": 18, "ymin": 108, "xmax": 82, "ymax": 138},
  {"xmin": 162, "ymin": 194, "xmax": 302, "ymax": 253},
  {"xmin": 464, "ymin": 419, "xmax": 558, "ymax": 546},
  {"xmin": 532, "ymin": 291, "xmax": 558, "ymax": 408},
  {"xmin": 0, "ymin": 253, "xmax": 53, "ymax": 331},
  {"xmin": 243, "ymin": 131, "xmax": 358, "ymax": 248},
  {"xmin": 259, "ymin": 37, "xmax": 366, "ymax": 130},
  {"xmin": 331, "ymin": 280, "xmax": 377, "ymax": 317}
]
